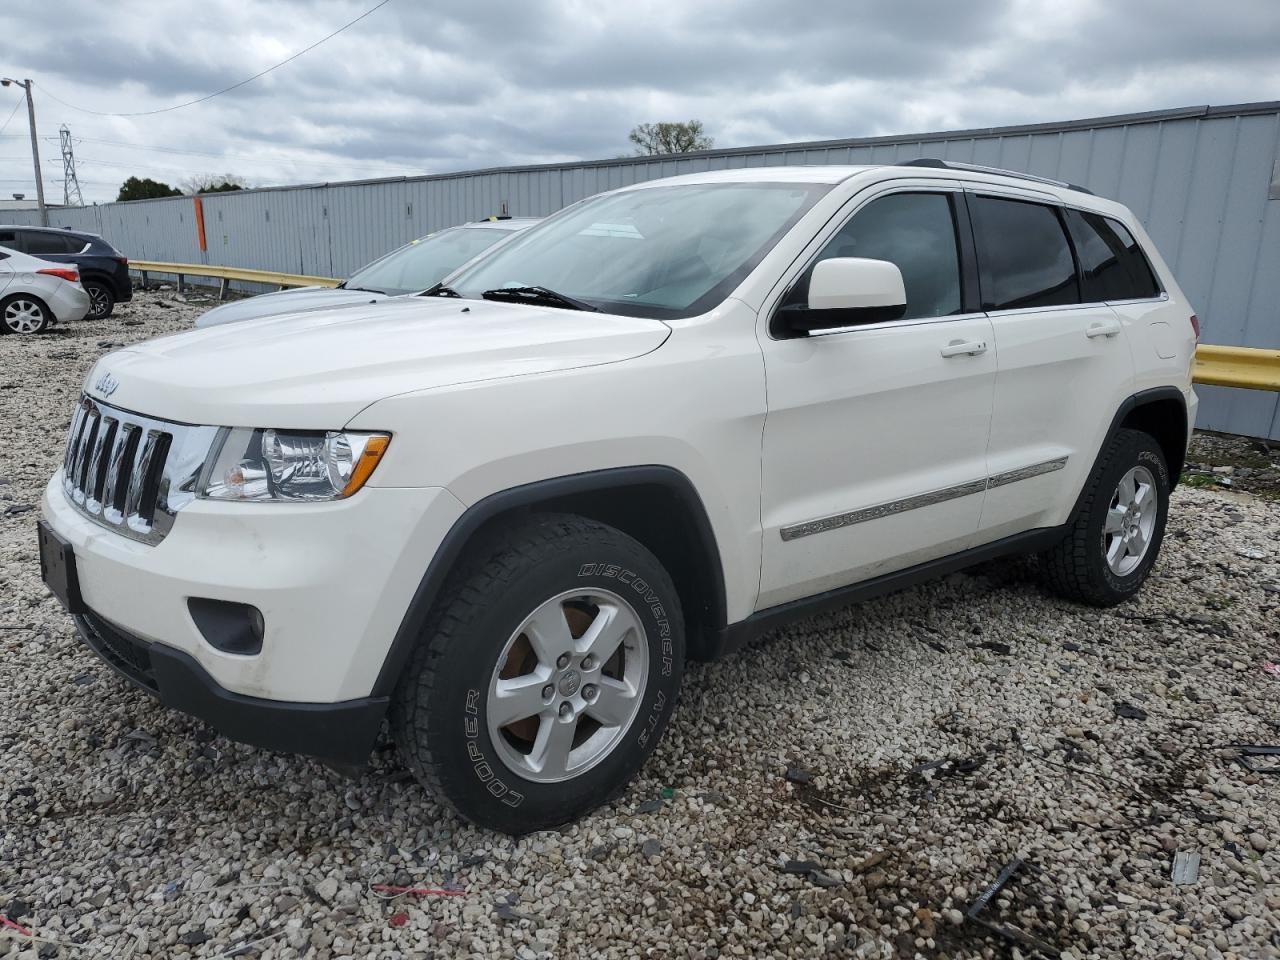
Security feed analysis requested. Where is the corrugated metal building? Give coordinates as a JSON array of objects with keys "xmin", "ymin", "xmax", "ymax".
[{"xmin": 7, "ymin": 101, "xmax": 1279, "ymax": 437}]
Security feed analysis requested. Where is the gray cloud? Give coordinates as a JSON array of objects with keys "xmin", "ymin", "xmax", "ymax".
[{"xmin": 0, "ymin": 0, "xmax": 1275, "ymax": 203}]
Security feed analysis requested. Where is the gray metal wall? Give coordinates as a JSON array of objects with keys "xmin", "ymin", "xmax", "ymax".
[{"xmin": 8, "ymin": 102, "xmax": 1279, "ymax": 437}]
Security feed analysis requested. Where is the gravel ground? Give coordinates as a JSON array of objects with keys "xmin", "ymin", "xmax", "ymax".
[{"xmin": 1, "ymin": 291, "xmax": 1278, "ymax": 960}]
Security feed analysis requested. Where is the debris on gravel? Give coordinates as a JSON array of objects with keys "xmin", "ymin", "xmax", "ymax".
[{"xmin": 1, "ymin": 292, "xmax": 1278, "ymax": 958}]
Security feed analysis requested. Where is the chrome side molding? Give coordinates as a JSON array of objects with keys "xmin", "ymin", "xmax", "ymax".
[{"xmin": 780, "ymin": 456, "xmax": 1069, "ymax": 542}]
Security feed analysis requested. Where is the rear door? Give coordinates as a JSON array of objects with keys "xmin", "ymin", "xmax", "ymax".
[{"xmin": 971, "ymin": 192, "xmax": 1136, "ymax": 539}]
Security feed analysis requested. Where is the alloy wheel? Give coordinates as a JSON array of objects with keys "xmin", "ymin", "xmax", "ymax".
[
  {"xmin": 1104, "ymin": 465, "xmax": 1157, "ymax": 576},
  {"xmin": 487, "ymin": 588, "xmax": 648, "ymax": 783},
  {"xmin": 87, "ymin": 286, "xmax": 111, "ymax": 319}
]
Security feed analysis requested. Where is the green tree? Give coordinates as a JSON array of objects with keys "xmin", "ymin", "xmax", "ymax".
[
  {"xmin": 628, "ymin": 120, "xmax": 714, "ymax": 156},
  {"xmin": 116, "ymin": 176, "xmax": 182, "ymax": 201}
]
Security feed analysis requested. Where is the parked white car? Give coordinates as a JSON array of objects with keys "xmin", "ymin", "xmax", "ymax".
[
  {"xmin": 0, "ymin": 244, "xmax": 91, "ymax": 333},
  {"xmin": 40, "ymin": 162, "xmax": 1197, "ymax": 834},
  {"xmin": 195, "ymin": 218, "xmax": 538, "ymax": 328}
]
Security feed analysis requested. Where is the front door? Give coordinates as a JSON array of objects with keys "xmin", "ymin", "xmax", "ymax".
[{"xmin": 757, "ymin": 188, "xmax": 996, "ymax": 610}]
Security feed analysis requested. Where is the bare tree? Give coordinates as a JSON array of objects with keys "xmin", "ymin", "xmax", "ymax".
[
  {"xmin": 180, "ymin": 173, "xmax": 249, "ymax": 195},
  {"xmin": 628, "ymin": 121, "xmax": 714, "ymax": 156}
]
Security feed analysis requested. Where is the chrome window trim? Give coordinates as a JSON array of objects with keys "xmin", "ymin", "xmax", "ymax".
[
  {"xmin": 805, "ymin": 310, "xmax": 987, "ymax": 338},
  {"xmin": 780, "ymin": 456, "xmax": 1068, "ymax": 541}
]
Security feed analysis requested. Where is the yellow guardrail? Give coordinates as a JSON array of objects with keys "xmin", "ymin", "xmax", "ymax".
[
  {"xmin": 1193, "ymin": 344, "xmax": 1280, "ymax": 393},
  {"xmin": 129, "ymin": 260, "xmax": 340, "ymax": 293}
]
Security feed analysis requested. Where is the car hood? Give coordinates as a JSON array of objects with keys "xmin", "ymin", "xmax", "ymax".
[
  {"xmin": 87, "ymin": 296, "xmax": 671, "ymax": 427},
  {"xmin": 194, "ymin": 286, "xmax": 387, "ymax": 327}
]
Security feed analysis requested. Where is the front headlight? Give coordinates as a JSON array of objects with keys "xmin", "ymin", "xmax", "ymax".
[{"xmin": 199, "ymin": 428, "xmax": 390, "ymax": 501}]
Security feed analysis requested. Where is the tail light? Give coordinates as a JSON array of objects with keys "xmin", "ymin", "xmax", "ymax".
[
  {"xmin": 37, "ymin": 267, "xmax": 80, "ymax": 283},
  {"xmin": 1189, "ymin": 314, "xmax": 1200, "ymax": 341},
  {"xmin": 114, "ymin": 256, "xmax": 128, "ymax": 266}
]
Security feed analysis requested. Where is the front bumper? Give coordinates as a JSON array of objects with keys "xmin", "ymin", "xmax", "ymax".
[
  {"xmin": 75, "ymin": 609, "xmax": 385, "ymax": 765},
  {"xmin": 42, "ymin": 473, "xmax": 466, "ymax": 703}
]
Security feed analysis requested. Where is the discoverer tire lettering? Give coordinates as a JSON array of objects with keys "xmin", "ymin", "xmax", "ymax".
[{"xmin": 391, "ymin": 513, "xmax": 685, "ymax": 834}]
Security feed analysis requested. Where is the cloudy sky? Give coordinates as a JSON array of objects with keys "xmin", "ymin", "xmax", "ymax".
[{"xmin": 1, "ymin": 0, "xmax": 1277, "ymax": 204}]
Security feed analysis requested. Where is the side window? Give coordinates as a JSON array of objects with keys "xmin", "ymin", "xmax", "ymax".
[
  {"xmin": 781, "ymin": 192, "xmax": 963, "ymax": 323},
  {"xmin": 1103, "ymin": 217, "xmax": 1161, "ymax": 299},
  {"xmin": 1063, "ymin": 209, "xmax": 1133, "ymax": 301},
  {"xmin": 972, "ymin": 196, "xmax": 1079, "ymax": 311},
  {"xmin": 1064, "ymin": 210, "xmax": 1163, "ymax": 302},
  {"xmin": 22, "ymin": 231, "xmax": 73, "ymax": 255},
  {"xmin": 0, "ymin": 230, "xmax": 21, "ymax": 251}
]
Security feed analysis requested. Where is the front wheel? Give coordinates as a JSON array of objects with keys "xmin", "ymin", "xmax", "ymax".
[
  {"xmin": 1041, "ymin": 428, "xmax": 1171, "ymax": 606},
  {"xmin": 391, "ymin": 514, "xmax": 685, "ymax": 833}
]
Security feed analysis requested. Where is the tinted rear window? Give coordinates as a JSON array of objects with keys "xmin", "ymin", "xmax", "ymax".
[
  {"xmin": 972, "ymin": 196, "xmax": 1078, "ymax": 311},
  {"xmin": 1103, "ymin": 217, "xmax": 1161, "ymax": 299},
  {"xmin": 22, "ymin": 231, "xmax": 77, "ymax": 255},
  {"xmin": 1064, "ymin": 210, "xmax": 1162, "ymax": 301}
]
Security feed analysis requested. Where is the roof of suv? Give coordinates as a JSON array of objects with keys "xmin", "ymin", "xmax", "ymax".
[{"xmin": 621, "ymin": 161, "xmax": 1106, "ymax": 204}]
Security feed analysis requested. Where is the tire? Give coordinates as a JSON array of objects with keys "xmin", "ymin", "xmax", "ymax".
[
  {"xmin": 0, "ymin": 294, "xmax": 51, "ymax": 334},
  {"xmin": 391, "ymin": 513, "xmax": 685, "ymax": 834},
  {"xmin": 84, "ymin": 280, "xmax": 115, "ymax": 319},
  {"xmin": 1041, "ymin": 428, "xmax": 1170, "ymax": 606}
]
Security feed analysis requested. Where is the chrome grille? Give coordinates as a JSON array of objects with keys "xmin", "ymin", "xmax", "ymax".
[{"xmin": 61, "ymin": 396, "xmax": 218, "ymax": 545}]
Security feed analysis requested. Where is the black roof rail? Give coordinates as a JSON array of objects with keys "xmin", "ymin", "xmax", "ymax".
[{"xmin": 898, "ymin": 157, "xmax": 1094, "ymax": 195}]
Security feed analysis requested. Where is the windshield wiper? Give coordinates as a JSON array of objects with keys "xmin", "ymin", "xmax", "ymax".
[
  {"xmin": 422, "ymin": 283, "xmax": 462, "ymax": 298},
  {"xmin": 481, "ymin": 286, "xmax": 600, "ymax": 312}
]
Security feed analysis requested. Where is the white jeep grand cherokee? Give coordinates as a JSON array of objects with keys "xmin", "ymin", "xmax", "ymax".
[{"xmin": 39, "ymin": 161, "xmax": 1197, "ymax": 833}]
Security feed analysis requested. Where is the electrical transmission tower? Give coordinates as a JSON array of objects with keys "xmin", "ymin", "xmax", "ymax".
[{"xmin": 59, "ymin": 124, "xmax": 83, "ymax": 207}]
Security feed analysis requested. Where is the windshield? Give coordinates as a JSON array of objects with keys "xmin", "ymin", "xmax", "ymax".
[
  {"xmin": 347, "ymin": 226, "xmax": 516, "ymax": 295},
  {"xmin": 449, "ymin": 182, "xmax": 830, "ymax": 319}
]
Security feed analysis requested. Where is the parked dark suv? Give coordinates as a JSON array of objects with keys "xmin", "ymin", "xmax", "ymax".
[{"xmin": 0, "ymin": 226, "xmax": 131, "ymax": 319}]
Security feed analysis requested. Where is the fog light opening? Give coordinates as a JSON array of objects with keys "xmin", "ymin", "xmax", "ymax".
[{"xmin": 188, "ymin": 598, "xmax": 265, "ymax": 656}]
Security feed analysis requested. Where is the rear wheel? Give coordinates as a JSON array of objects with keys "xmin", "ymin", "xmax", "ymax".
[
  {"xmin": 391, "ymin": 513, "xmax": 685, "ymax": 834},
  {"xmin": 1, "ymin": 294, "xmax": 51, "ymax": 334},
  {"xmin": 84, "ymin": 280, "xmax": 115, "ymax": 319},
  {"xmin": 1041, "ymin": 428, "xmax": 1170, "ymax": 606}
]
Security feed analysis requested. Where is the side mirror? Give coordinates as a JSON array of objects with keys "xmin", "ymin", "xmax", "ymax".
[{"xmin": 783, "ymin": 257, "xmax": 907, "ymax": 334}]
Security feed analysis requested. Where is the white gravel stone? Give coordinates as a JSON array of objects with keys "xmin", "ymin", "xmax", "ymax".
[{"xmin": 1, "ymin": 292, "xmax": 1278, "ymax": 958}]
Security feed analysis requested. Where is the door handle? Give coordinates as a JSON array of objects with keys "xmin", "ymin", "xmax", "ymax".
[
  {"xmin": 940, "ymin": 339, "xmax": 988, "ymax": 358},
  {"xmin": 1086, "ymin": 320, "xmax": 1122, "ymax": 339}
]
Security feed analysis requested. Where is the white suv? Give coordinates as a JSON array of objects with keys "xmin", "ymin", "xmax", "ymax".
[{"xmin": 38, "ymin": 162, "xmax": 1198, "ymax": 833}]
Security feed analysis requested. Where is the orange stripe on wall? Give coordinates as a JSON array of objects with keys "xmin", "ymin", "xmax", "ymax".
[{"xmin": 193, "ymin": 196, "xmax": 207, "ymax": 252}]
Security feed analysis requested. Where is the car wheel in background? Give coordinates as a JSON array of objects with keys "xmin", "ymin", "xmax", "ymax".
[
  {"xmin": 84, "ymin": 281, "xmax": 115, "ymax": 319},
  {"xmin": 1, "ymin": 295, "xmax": 51, "ymax": 334},
  {"xmin": 391, "ymin": 513, "xmax": 685, "ymax": 834},
  {"xmin": 1040, "ymin": 428, "xmax": 1171, "ymax": 606}
]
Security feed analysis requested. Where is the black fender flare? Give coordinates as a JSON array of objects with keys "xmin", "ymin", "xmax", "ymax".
[
  {"xmin": 371, "ymin": 465, "xmax": 728, "ymax": 697},
  {"xmin": 1068, "ymin": 385, "xmax": 1189, "ymax": 519}
]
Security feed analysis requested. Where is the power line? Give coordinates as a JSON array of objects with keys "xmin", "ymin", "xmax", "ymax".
[
  {"xmin": 0, "ymin": 97, "xmax": 22, "ymax": 137},
  {"xmin": 58, "ymin": 135, "xmax": 420, "ymax": 173},
  {"xmin": 34, "ymin": 0, "xmax": 395, "ymax": 118}
]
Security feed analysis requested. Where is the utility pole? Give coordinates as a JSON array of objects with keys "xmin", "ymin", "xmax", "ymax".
[
  {"xmin": 0, "ymin": 77, "xmax": 47, "ymax": 225},
  {"xmin": 59, "ymin": 124, "xmax": 82, "ymax": 206}
]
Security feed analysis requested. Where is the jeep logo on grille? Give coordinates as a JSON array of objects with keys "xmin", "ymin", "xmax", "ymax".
[{"xmin": 93, "ymin": 372, "xmax": 119, "ymax": 398}]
